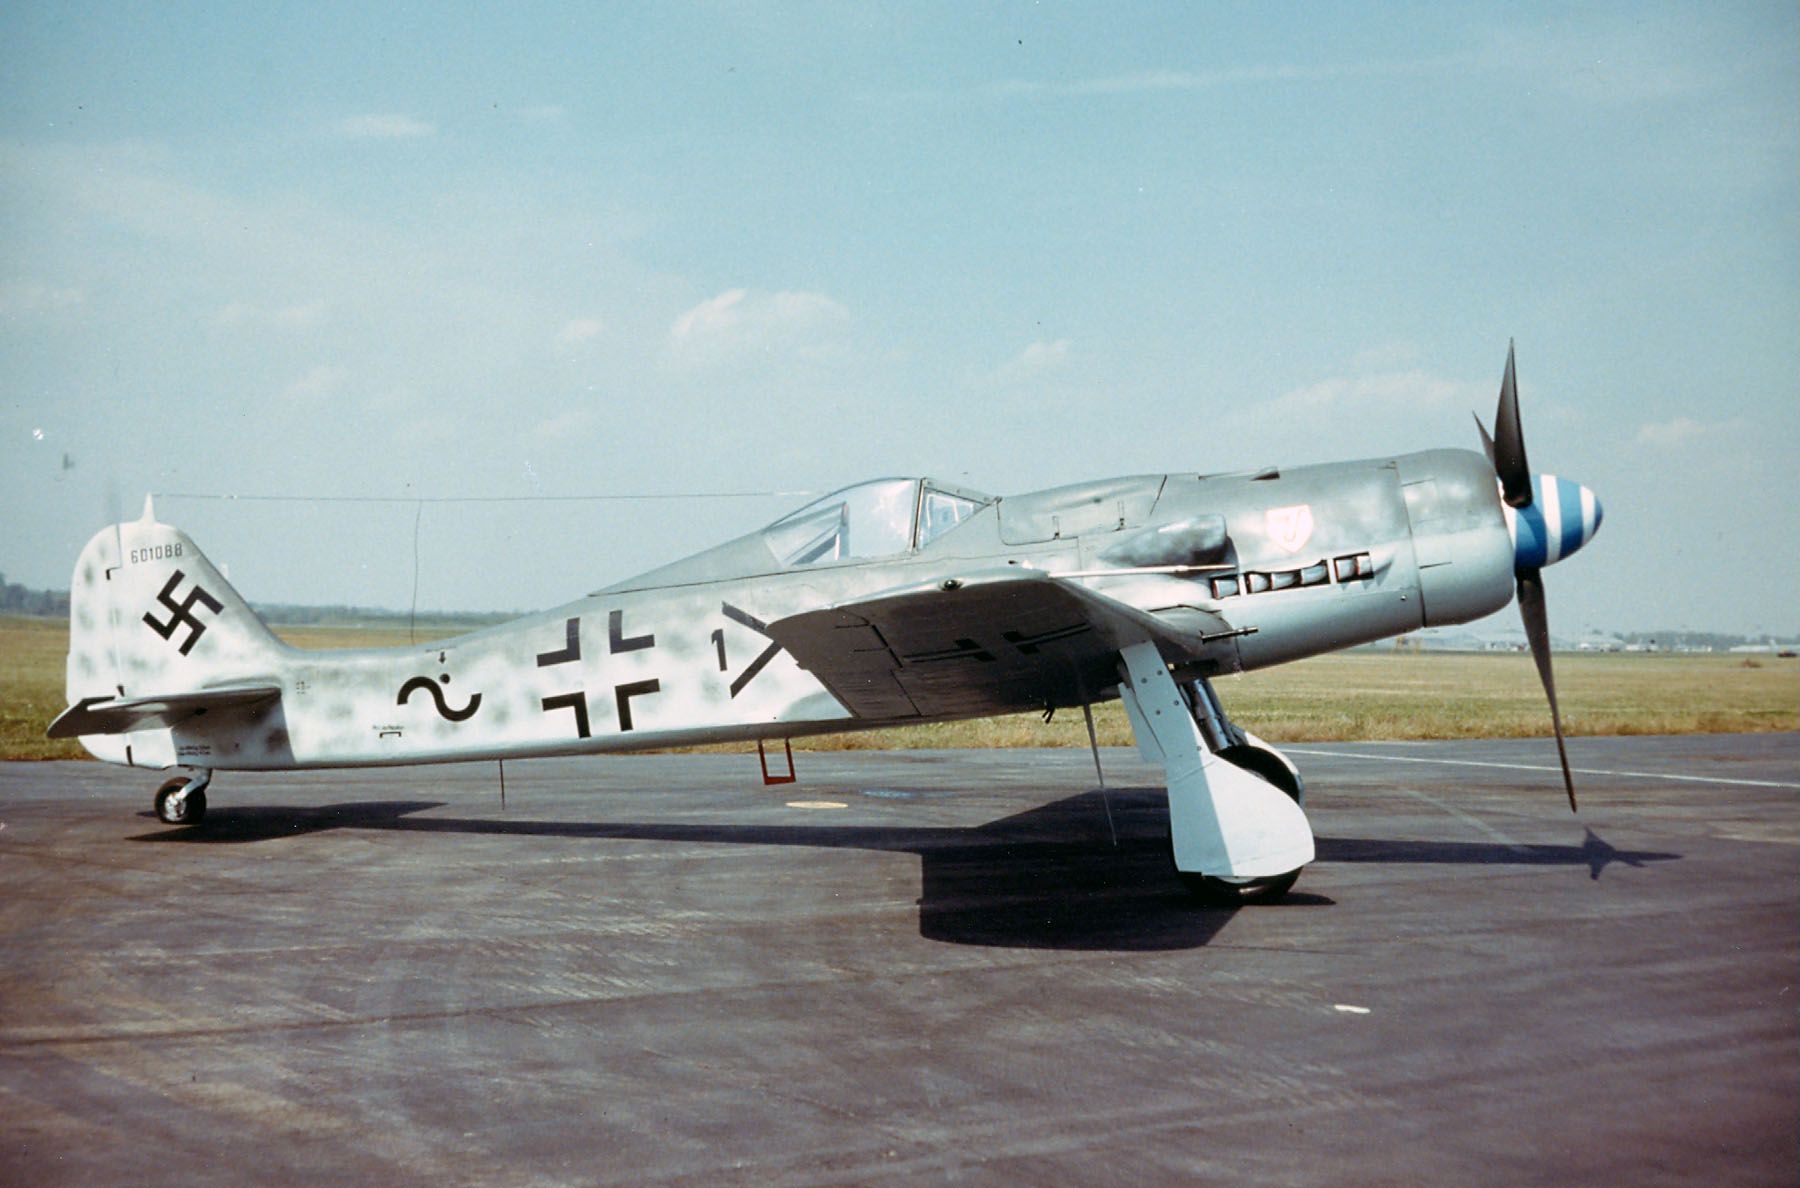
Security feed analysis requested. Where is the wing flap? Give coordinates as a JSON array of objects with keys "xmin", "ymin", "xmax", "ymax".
[
  {"xmin": 766, "ymin": 569, "xmax": 1234, "ymax": 721},
  {"xmin": 47, "ymin": 683, "xmax": 282, "ymax": 739}
]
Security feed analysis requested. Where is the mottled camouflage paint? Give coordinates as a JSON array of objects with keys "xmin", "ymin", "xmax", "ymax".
[{"xmin": 58, "ymin": 449, "xmax": 1514, "ymax": 775}]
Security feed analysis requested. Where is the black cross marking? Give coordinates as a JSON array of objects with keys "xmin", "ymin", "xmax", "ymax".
[
  {"xmin": 721, "ymin": 603, "xmax": 769, "ymax": 633},
  {"xmin": 1002, "ymin": 623, "xmax": 1092, "ymax": 655},
  {"xmin": 903, "ymin": 638, "xmax": 995, "ymax": 664},
  {"xmin": 537, "ymin": 617, "xmax": 581, "ymax": 666},
  {"xmin": 720, "ymin": 602, "xmax": 783, "ymax": 699},
  {"xmin": 609, "ymin": 609, "xmax": 654, "ymax": 654},
  {"xmin": 614, "ymin": 679, "xmax": 661, "ymax": 731},
  {"xmin": 729, "ymin": 645, "xmax": 781, "ymax": 698},
  {"xmin": 541, "ymin": 692, "xmax": 590, "ymax": 738},
  {"xmin": 143, "ymin": 570, "xmax": 224, "ymax": 656}
]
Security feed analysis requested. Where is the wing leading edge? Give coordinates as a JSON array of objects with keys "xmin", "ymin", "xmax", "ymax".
[{"xmin": 764, "ymin": 568, "xmax": 1237, "ymax": 721}]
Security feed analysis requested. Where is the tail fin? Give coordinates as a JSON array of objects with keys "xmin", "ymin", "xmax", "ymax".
[{"xmin": 61, "ymin": 497, "xmax": 285, "ymax": 764}]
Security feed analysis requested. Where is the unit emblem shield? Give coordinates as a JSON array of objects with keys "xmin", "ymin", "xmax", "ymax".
[{"xmin": 1265, "ymin": 504, "xmax": 1315, "ymax": 553}]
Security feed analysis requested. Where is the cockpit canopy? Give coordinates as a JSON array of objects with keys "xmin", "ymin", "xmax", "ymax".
[
  {"xmin": 598, "ymin": 477, "xmax": 995, "ymax": 594},
  {"xmin": 764, "ymin": 478, "xmax": 991, "ymax": 567}
]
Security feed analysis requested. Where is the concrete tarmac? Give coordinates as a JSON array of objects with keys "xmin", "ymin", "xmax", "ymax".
[{"xmin": 2, "ymin": 734, "xmax": 1795, "ymax": 1185}]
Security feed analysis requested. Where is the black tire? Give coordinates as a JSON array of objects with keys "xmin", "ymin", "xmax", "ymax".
[
  {"xmin": 1217, "ymin": 742, "xmax": 1303, "ymax": 802},
  {"xmin": 154, "ymin": 779, "xmax": 207, "ymax": 825},
  {"xmin": 1179, "ymin": 868, "xmax": 1302, "ymax": 907}
]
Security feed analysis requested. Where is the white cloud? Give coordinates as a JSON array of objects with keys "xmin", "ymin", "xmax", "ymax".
[
  {"xmin": 280, "ymin": 364, "xmax": 347, "ymax": 405},
  {"xmin": 992, "ymin": 338, "xmax": 1072, "ymax": 386},
  {"xmin": 1261, "ymin": 368, "xmax": 1478, "ymax": 420},
  {"xmin": 978, "ymin": 55, "xmax": 1473, "ymax": 101},
  {"xmin": 213, "ymin": 300, "xmax": 328, "ymax": 331},
  {"xmin": 1634, "ymin": 416, "xmax": 1744, "ymax": 448},
  {"xmin": 0, "ymin": 282, "xmax": 85, "ymax": 314},
  {"xmin": 1349, "ymin": 341, "xmax": 1423, "ymax": 371},
  {"xmin": 670, "ymin": 289, "xmax": 747, "ymax": 341},
  {"xmin": 962, "ymin": 28, "xmax": 1701, "ymax": 109},
  {"xmin": 665, "ymin": 288, "xmax": 851, "ymax": 368},
  {"xmin": 337, "ymin": 113, "xmax": 437, "ymax": 140},
  {"xmin": 555, "ymin": 317, "xmax": 605, "ymax": 347},
  {"xmin": 529, "ymin": 407, "xmax": 596, "ymax": 447}
]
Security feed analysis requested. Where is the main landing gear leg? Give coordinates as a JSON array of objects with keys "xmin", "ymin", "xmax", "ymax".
[
  {"xmin": 1115, "ymin": 642, "xmax": 1313, "ymax": 904},
  {"xmin": 154, "ymin": 769, "xmax": 212, "ymax": 825}
]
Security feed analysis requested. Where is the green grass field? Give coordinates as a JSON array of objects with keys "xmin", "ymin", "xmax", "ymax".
[{"xmin": 1, "ymin": 614, "xmax": 1793, "ymax": 761}]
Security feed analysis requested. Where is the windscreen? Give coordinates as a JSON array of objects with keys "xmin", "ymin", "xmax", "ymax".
[{"xmin": 764, "ymin": 478, "xmax": 919, "ymax": 566}]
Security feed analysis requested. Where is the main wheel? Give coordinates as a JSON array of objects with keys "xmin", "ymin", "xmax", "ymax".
[
  {"xmin": 1176, "ymin": 745, "xmax": 1306, "ymax": 905},
  {"xmin": 1179, "ymin": 868, "xmax": 1302, "ymax": 907},
  {"xmin": 154, "ymin": 778, "xmax": 208, "ymax": 825}
]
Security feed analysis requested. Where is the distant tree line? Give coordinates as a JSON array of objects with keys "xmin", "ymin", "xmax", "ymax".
[
  {"xmin": 0, "ymin": 575, "xmax": 70, "ymax": 617},
  {"xmin": 0, "ymin": 576, "xmax": 509, "ymax": 628},
  {"xmin": 1617, "ymin": 630, "xmax": 1784, "ymax": 651}
]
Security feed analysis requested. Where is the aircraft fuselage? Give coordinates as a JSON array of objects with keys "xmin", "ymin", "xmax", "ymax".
[{"xmin": 67, "ymin": 448, "xmax": 1514, "ymax": 772}]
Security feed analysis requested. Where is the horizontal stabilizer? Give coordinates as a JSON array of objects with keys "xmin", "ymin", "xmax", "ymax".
[{"xmin": 47, "ymin": 683, "xmax": 282, "ymax": 739}]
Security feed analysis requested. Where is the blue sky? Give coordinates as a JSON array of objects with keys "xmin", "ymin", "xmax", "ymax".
[{"xmin": 3, "ymin": 3, "xmax": 1795, "ymax": 636}]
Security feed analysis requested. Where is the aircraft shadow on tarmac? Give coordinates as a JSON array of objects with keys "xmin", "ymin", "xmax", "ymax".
[{"xmin": 132, "ymin": 789, "xmax": 1679, "ymax": 952}]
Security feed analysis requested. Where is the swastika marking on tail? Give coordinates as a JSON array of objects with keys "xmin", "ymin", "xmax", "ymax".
[{"xmin": 143, "ymin": 570, "xmax": 223, "ymax": 656}]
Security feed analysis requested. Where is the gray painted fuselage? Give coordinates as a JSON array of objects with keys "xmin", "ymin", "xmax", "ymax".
[{"xmin": 70, "ymin": 448, "xmax": 1513, "ymax": 772}]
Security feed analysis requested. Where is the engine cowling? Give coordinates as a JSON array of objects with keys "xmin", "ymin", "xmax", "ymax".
[{"xmin": 1396, "ymin": 449, "xmax": 1516, "ymax": 628}]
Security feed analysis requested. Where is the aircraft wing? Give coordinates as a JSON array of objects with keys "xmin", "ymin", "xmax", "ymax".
[
  {"xmin": 764, "ymin": 569, "xmax": 1234, "ymax": 721},
  {"xmin": 47, "ymin": 683, "xmax": 282, "ymax": 739}
]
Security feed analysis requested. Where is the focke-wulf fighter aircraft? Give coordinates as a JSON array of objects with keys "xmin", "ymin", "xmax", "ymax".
[{"xmin": 52, "ymin": 346, "xmax": 1601, "ymax": 903}]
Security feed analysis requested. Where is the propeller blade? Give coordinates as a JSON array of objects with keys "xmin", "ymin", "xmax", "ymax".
[
  {"xmin": 1494, "ymin": 341, "xmax": 1533, "ymax": 508},
  {"xmin": 1473, "ymin": 413, "xmax": 1497, "ymax": 467},
  {"xmin": 1517, "ymin": 569, "xmax": 1577, "ymax": 812}
]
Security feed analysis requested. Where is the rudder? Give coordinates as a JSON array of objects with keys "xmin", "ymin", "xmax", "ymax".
[{"xmin": 65, "ymin": 497, "xmax": 284, "ymax": 765}]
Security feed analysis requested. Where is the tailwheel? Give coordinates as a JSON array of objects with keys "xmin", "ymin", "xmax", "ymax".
[{"xmin": 154, "ymin": 775, "xmax": 209, "ymax": 825}]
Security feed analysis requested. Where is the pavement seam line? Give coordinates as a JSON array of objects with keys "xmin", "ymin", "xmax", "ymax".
[{"xmin": 1284, "ymin": 747, "xmax": 1800, "ymax": 789}]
